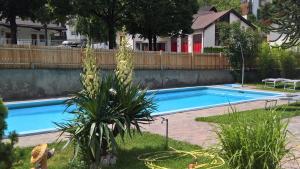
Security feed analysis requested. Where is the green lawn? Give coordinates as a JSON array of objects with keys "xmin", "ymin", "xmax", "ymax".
[
  {"xmin": 245, "ymin": 83, "xmax": 300, "ymax": 93},
  {"xmin": 13, "ymin": 132, "xmax": 228, "ymax": 169},
  {"xmin": 196, "ymin": 103, "xmax": 300, "ymax": 124}
]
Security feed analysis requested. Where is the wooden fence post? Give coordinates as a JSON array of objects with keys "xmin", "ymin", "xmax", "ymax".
[{"xmin": 160, "ymin": 50, "xmax": 163, "ymax": 70}]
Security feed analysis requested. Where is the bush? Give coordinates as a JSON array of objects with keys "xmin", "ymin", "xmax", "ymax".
[
  {"xmin": 0, "ymin": 99, "xmax": 18, "ymax": 169},
  {"xmin": 217, "ymin": 109, "xmax": 290, "ymax": 169},
  {"xmin": 273, "ymin": 49, "xmax": 297, "ymax": 78},
  {"xmin": 257, "ymin": 42, "xmax": 279, "ymax": 79}
]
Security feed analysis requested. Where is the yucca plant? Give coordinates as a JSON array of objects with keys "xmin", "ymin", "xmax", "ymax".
[
  {"xmin": 217, "ymin": 109, "xmax": 291, "ymax": 169},
  {"xmin": 57, "ymin": 76, "xmax": 155, "ymax": 169}
]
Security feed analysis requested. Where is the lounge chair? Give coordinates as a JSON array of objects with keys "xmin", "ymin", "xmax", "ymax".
[
  {"xmin": 278, "ymin": 92, "xmax": 300, "ymax": 104},
  {"xmin": 283, "ymin": 79, "xmax": 300, "ymax": 90},
  {"xmin": 262, "ymin": 78, "xmax": 288, "ymax": 88}
]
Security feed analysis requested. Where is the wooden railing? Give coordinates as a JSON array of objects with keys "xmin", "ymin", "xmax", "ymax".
[{"xmin": 0, "ymin": 45, "xmax": 230, "ymax": 70}]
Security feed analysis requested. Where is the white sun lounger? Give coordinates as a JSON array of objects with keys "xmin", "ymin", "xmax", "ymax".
[
  {"xmin": 283, "ymin": 79, "xmax": 300, "ymax": 90},
  {"xmin": 262, "ymin": 78, "xmax": 288, "ymax": 88}
]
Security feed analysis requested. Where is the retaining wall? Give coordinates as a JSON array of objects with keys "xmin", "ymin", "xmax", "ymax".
[{"xmin": 0, "ymin": 69, "xmax": 234, "ymax": 100}]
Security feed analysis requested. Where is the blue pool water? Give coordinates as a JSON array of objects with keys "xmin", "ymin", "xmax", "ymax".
[{"xmin": 5, "ymin": 86, "xmax": 281, "ymax": 135}]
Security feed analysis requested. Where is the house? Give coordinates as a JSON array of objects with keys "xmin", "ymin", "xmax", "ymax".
[
  {"xmin": 240, "ymin": 0, "xmax": 294, "ymax": 48},
  {"xmin": 117, "ymin": 6, "xmax": 255, "ymax": 53},
  {"xmin": 0, "ymin": 18, "xmax": 66, "ymax": 46}
]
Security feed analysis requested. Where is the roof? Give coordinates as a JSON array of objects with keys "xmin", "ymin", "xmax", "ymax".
[
  {"xmin": 192, "ymin": 9, "xmax": 256, "ymax": 30},
  {"xmin": 0, "ymin": 18, "xmax": 66, "ymax": 31}
]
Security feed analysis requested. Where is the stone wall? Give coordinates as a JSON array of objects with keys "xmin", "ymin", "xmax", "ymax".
[{"xmin": 0, "ymin": 69, "xmax": 234, "ymax": 100}]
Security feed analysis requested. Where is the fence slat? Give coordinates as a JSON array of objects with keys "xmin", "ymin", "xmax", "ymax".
[{"xmin": 0, "ymin": 45, "xmax": 229, "ymax": 70}]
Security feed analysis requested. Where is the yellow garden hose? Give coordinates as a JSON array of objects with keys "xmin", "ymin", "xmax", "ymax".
[{"xmin": 137, "ymin": 147, "xmax": 225, "ymax": 169}]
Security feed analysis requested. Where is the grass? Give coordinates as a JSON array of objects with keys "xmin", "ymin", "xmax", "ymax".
[
  {"xmin": 245, "ymin": 83, "xmax": 300, "ymax": 93},
  {"xmin": 13, "ymin": 132, "xmax": 228, "ymax": 169},
  {"xmin": 196, "ymin": 102, "xmax": 300, "ymax": 124}
]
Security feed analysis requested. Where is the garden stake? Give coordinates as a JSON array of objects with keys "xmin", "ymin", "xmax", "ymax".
[{"xmin": 161, "ymin": 117, "xmax": 169, "ymax": 149}]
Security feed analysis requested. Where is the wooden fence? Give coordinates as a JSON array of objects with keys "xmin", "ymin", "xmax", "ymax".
[{"xmin": 0, "ymin": 45, "xmax": 230, "ymax": 70}]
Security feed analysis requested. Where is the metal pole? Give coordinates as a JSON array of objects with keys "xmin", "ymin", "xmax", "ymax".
[
  {"xmin": 238, "ymin": 43, "xmax": 245, "ymax": 87},
  {"xmin": 161, "ymin": 117, "xmax": 169, "ymax": 149}
]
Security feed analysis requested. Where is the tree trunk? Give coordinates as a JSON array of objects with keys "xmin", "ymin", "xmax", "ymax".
[
  {"xmin": 9, "ymin": 16, "xmax": 17, "ymax": 44},
  {"xmin": 153, "ymin": 35, "xmax": 157, "ymax": 51},
  {"xmin": 108, "ymin": 23, "xmax": 116, "ymax": 49},
  {"xmin": 148, "ymin": 34, "xmax": 153, "ymax": 51},
  {"xmin": 43, "ymin": 24, "xmax": 48, "ymax": 46}
]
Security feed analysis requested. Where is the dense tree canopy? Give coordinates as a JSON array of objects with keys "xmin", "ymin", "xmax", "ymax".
[
  {"xmin": 126, "ymin": 0, "xmax": 198, "ymax": 51},
  {"xmin": 74, "ymin": 16, "xmax": 108, "ymax": 44},
  {"xmin": 197, "ymin": 0, "xmax": 241, "ymax": 11},
  {"xmin": 0, "ymin": 0, "xmax": 44, "ymax": 44},
  {"xmin": 261, "ymin": 0, "xmax": 300, "ymax": 48},
  {"xmin": 71, "ymin": 0, "xmax": 132, "ymax": 49}
]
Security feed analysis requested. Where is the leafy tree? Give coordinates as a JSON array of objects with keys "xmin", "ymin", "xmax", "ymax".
[
  {"xmin": 72, "ymin": 0, "xmax": 132, "ymax": 49},
  {"xmin": 257, "ymin": 42, "xmax": 280, "ymax": 79},
  {"xmin": 74, "ymin": 16, "xmax": 108, "ymax": 44},
  {"xmin": 197, "ymin": 0, "xmax": 241, "ymax": 11},
  {"xmin": 0, "ymin": 0, "xmax": 43, "ymax": 44},
  {"xmin": 126, "ymin": 0, "xmax": 198, "ymax": 51},
  {"xmin": 260, "ymin": 0, "xmax": 300, "ymax": 48},
  {"xmin": 0, "ymin": 99, "xmax": 18, "ymax": 169},
  {"xmin": 219, "ymin": 22, "xmax": 261, "ymax": 73}
]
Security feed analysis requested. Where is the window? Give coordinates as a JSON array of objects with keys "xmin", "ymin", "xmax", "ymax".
[
  {"xmin": 181, "ymin": 35, "xmax": 188, "ymax": 53},
  {"xmin": 135, "ymin": 42, "xmax": 141, "ymax": 50},
  {"xmin": 31, "ymin": 34, "xmax": 37, "ymax": 45},
  {"xmin": 39, "ymin": 35, "xmax": 45, "ymax": 42},
  {"xmin": 5, "ymin": 33, "xmax": 11, "ymax": 44},
  {"xmin": 193, "ymin": 34, "xmax": 202, "ymax": 53},
  {"xmin": 71, "ymin": 31, "xmax": 77, "ymax": 35},
  {"xmin": 171, "ymin": 37, "xmax": 177, "ymax": 52},
  {"xmin": 157, "ymin": 43, "xmax": 166, "ymax": 51}
]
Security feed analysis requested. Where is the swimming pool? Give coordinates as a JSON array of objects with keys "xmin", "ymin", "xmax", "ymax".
[{"xmin": 5, "ymin": 86, "xmax": 281, "ymax": 135}]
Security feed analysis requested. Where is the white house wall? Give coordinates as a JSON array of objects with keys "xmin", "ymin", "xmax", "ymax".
[
  {"xmin": 230, "ymin": 13, "xmax": 250, "ymax": 29},
  {"xmin": 203, "ymin": 24, "xmax": 215, "ymax": 48},
  {"xmin": 65, "ymin": 25, "xmax": 86, "ymax": 41},
  {"xmin": 0, "ymin": 26, "xmax": 57, "ymax": 45}
]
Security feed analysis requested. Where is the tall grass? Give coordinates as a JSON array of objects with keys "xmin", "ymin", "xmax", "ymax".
[{"xmin": 217, "ymin": 108, "xmax": 291, "ymax": 169}]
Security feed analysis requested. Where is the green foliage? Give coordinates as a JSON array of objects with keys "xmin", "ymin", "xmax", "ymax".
[
  {"xmin": 71, "ymin": 0, "xmax": 131, "ymax": 49},
  {"xmin": 216, "ymin": 109, "xmax": 290, "ymax": 169},
  {"xmin": 74, "ymin": 16, "xmax": 108, "ymax": 43},
  {"xmin": 115, "ymin": 28, "xmax": 134, "ymax": 86},
  {"xmin": 197, "ymin": 0, "xmax": 241, "ymax": 11},
  {"xmin": 0, "ymin": 99, "xmax": 18, "ymax": 169},
  {"xmin": 0, "ymin": 0, "xmax": 45, "ymax": 44},
  {"xmin": 276, "ymin": 50, "xmax": 297, "ymax": 78},
  {"xmin": 126, "ymin": 0, "xmax": 198, "ymax": 51},
  {"xmin": 80, "ymin": 47, "xmax": 100, "ymax": 99},
  {"xmin": 262, "ymin": 0, "xmax": 300, "ymax": 48},
  {"xmin": 257, "ymin": 42, "xmax": 279, "ymax": 79},
  {"xmin": 219, "ymin": 22, "xmax": 261, "ymax": 70},
  {"xmin": 57, "ymin": 76, "xmax": 155, "ymax": 168},
  {"xmin": 203, "ymin": 47, "xmax": 224, "ymax": 53}
]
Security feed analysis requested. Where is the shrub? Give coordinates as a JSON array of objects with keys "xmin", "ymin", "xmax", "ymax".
[
  {"xmin": 257, "ymin": 42, "xmax": 279, "ymax": 79},
  {"xmin": 278, "ymin": 51, "xmax": 297, "ymax": 78},
  {"xmin": 0, "ymin": 99, "xmax": 18, "ymax": 169},
  {"xmin": 217, "ymin": 109, "xmax": 290, "ymax": 169}
]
